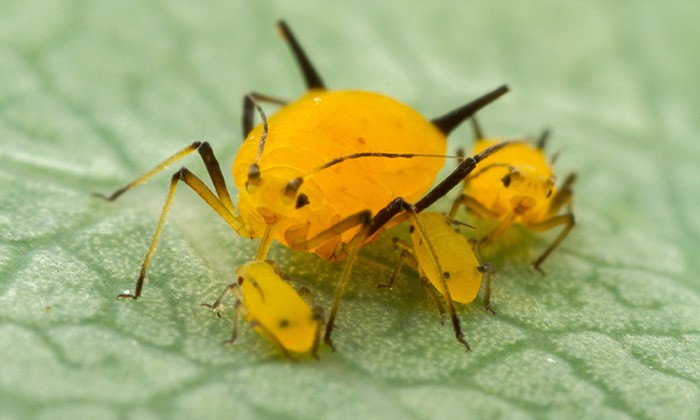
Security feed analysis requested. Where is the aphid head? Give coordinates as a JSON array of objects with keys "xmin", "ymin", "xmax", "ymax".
[
  {"xmin": 500, "ymin": 166, "xmax": 556, "ymax": 215},
  {"xmin": 244, "ymin": 166, "xmax": 311, "ymax": 225}
]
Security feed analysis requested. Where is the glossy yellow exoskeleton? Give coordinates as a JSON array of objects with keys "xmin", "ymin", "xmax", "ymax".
[
  {"xmin": 382, "ymin": 211, "xmax": 492, "ymax": 350},
  {"xmin": 95, "ymin": 20, "xmax": 510, "ymax": 352},
  {"xmin": 202, "ymin": 261, "xmax": 323, "ymax": 358},
  {"xmin": 451, "ymin": 119, "xmax": 576, "ymax": 273}
]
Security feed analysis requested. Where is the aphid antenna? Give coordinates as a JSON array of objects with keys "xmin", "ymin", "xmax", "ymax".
[
  {"xmin": 303, "ymin": 152, "xmax": 463, "ymax": 179},
  {"xmin": 246, "ymin": 94, "xmax": 270, "ymax": 164}
]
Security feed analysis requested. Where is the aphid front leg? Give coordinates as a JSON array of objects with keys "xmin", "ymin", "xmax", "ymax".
[
  {"xmin": 200, "ymin": 281, "xmax": 243, "ymax": 345},
  {"xmin": 95, "ymin": 142, "xmax": 250, "ymax": 299}
]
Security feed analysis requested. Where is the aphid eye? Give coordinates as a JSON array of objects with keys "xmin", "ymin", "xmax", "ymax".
[
  {"xmin": 501, "ymin": 173, "xmax": 512, "ymax": 187},
  {"xmin": 546, "ymin": 189, "xmax": 553, "ymax": 198},
  {"xmin": 284, "ymin": 177, "xmax": 304, "ymax": 199},
  {"xmin": 408, "ymin": 225, "xmax": 415, "ymax": 233},
  {"xmin": 443, "ymin": 271, "xmax": 450, "ymax": 279},
  {"xmin": 278, "ymin": 318, "xmax": 290, "ymax": 328},
  {"xmin": 237, "ymin": 275, "xmax": 245, "ymax": 285},
  {"xmin": 295, "ymin": 193, "xmax": 310, "ymax": 209},
  {"xmin": 247, "ymin": 163, "xmax": 262, "ymax": 187}
]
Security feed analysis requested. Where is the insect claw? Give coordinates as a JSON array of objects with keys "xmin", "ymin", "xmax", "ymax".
[{"xmin": 116, "ymin": 291, "xmax": 137, "ymax": 300}]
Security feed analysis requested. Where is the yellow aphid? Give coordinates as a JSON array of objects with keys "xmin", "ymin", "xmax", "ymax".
[
  {"xmin": 233, "ymin": 90, "xmax": 447, "ymax": 260},
  {"xmin": 383, "ymin": 211, "xmax": 492, "ymax": 350},
  {"xmin": 452, "ymin": 121, "xmax": 576, "ymax": 273},
  {"xmin": 96, "ymin": 19, "xmax": 510, "ymax": 351},
  {"xmin": 203, "ymin": 261, "xmax": 323, "ymax": 357}
]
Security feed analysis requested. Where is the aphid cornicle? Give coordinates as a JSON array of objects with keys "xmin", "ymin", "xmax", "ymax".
[
  {"xmin": 202, "ymin": 261, "xmax": 324, "ymax": 358},
  {"xmin": 381, "ymin": 211, "xmax": 493, "ymax": 350},
  {"xmin": 451, "ymin": 119, "xmax": 576, "ymax": 274},
  {"xmin": 96, "ymin": 19, "xmax": 511, "ymax": 352}
]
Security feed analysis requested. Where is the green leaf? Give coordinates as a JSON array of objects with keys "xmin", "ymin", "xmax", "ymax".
[{"xmin": 1, "ymin": 1, "xmax": 698, "ymax": 419}]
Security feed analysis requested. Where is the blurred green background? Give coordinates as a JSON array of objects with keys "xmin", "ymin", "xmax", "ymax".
[{"xmin": 1, "ymin": 1, "xmax": 698, "ymax": 419}]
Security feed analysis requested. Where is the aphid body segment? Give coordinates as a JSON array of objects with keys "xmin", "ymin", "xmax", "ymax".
[
  {"xmin": 235, "ymin": 261, "xmax": 323, "ymax": 356},
  {"xmin": 409, "ymin": 212, "xmax": 486, "ymax": 304},
  {"xmin": 452, "ymin": 122, "xmax": 576, "ymax": 272},
  {"xmin": 234, "ymin": 90, "xmax": 446, "ymax": 261}
]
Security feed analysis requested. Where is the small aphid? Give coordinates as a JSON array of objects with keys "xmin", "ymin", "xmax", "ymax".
[
  {"xmin": 451, "ymin": 119, "xmax": 576, "ymax": 273},
  {"xmin": 95, "ymin": 20, "xmax": 511, "ymax": 351},
  {"xmin": 381, "ymin": 211, "xmax": 492, "ymax": 350},
  {"xmin": 201, "ymin": 261, "xmax": 323, "ymax": 358}
]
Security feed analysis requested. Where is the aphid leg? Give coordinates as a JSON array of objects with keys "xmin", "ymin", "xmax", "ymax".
[
  {"xmin": 448, "ymin": 194, "xmax": 498, "ymax": 220},
  {"xmin": 290, "ymin": 210, "xmax": 372, "ymax": 252},
  {"xmin": 547, "ymin": 173, "xmax": 577, "ymax": 216},
  {"xmin": 469, "ymin": 237, "xmax": 495, "ymax": 314},
  {"xmin": 277, "ymin": 20, "xmax": 325, "ymax": 90},
  {"xmin": 378, "ymin": 238, "xmax": 417, "ymax": 289},
  {"xmin": 113, "ymin": 163, "xmax": 249, "ymax": 299},
  {"xmin": 283, "ymin": 210, "xmax": 373, "ymax": 350},
  {"xmin": 419, "ymin": 277, "xmax": 447, "ymax": 325},
  {"xmin": 255, "ymin": 226, "xmax": 276, "ymax": 261},
  {"xmin": 529, "ymin": 213, "xmax": 575, "ymax": 275},
  {"xmin": 319, "ymin": 212, "xmax": 372, "ymax": 350},
  {"xmin": 480, "ymin": 213, "xmax": 516, "ymax": 246},
  {"xmin": 242, "ymin": 92, "xmax": 289, "ymax": 137},
  {"xmin": 478, "ymin": 263, "xmax": 495, "ymax": 315},
  {"xmin": 201, "ymin": 282, "xmax": 243, "ymax": 345},
  {"xmin": 92, "ymin": 142, "xmax": 201, "ymax": 202},
  {"xmin": 382, "ymin": 238, "xmax": 447, "ymax": 323}
]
